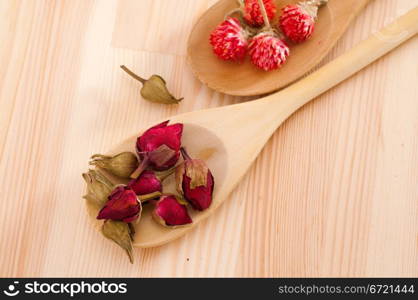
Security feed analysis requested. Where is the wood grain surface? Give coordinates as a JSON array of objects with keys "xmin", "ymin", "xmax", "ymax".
[{"xmin": 0, "ymin": 0, "xmax": 417, "ymax": 277}]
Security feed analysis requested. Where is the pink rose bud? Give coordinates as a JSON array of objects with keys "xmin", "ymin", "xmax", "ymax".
[
  {"xmin": 176, "ymin": 148, "xmax": 214, "ymax": 211},
  {"xmin": 152, "ymin": 195, "xmax": 192, "ymax": 227},
  {"xmin": 97, "ymin": 185, "xmax": 142, "ymax": 223},
  {"xmin": 136, "ymin": 121, "xmax": 183, "ymax": 171}
]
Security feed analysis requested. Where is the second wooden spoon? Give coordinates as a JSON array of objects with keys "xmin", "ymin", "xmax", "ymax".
[{"xmin": 187, "ymin": 0, "xmax": 371, "ymax": 96}]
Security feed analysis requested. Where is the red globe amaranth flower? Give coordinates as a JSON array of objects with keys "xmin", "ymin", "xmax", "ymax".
[
  {"xmin": 128, "ymin": 170, "xmax": 162, "ymax": 195},
  {"xmin": 279, "ymin": 4, "xmax": 314, "ymax": 43},
  {"xmin": 209, "ymin": 17, "xmax": 248, "ymax": 61},
  {"xmin": 152, "ymin": 195, "xmax": 192, "ymax": 227},
  {"xmin": 136, "ymin": 121, "xmax": 183, "ymax": 171},
  {"xmin": 97, "ymin": 186, "xmax": 141, "ymax": 223},
  {"xmin": 279, "ymin": 0, "xmax": 327, "ymax": 43},
  {"xmin": 244, "ymin": 0, "xmax": 276, "ymax": 27},
  {"xmin": 176, "ymin": 148, "xmax": 214, "ymax": 211},
  {"xmin": 248, "ymin": 33, "xmax": 290, "ymax": 71}
]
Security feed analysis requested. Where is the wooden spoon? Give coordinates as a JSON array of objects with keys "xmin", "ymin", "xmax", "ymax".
[
  {"xmin": 86, "ymin": 7, "xmax": 418, "ymax": 248},
  {"xmin": 187, "ymin": 0, "xmax": 372, "ymax": 96}
]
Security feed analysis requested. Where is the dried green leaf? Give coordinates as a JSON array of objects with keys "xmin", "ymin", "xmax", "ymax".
[{"xmin": 102, "ymin": 220, "xmax": 134, "ymax": 264}]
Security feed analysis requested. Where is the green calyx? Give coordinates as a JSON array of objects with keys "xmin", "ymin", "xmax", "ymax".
[
  {"xmin": 82, "ymin": 169, "xmax": 114, "ymax": 209},
  {"xmin": 90, "ymin": 152, "xmax": 139, "ymax": 178},
  {"xmin": 121, "ymin": 65, "xmax": 183, "ymax": 104}
]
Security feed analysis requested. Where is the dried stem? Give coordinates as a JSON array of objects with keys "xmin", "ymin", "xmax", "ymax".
[
  {"xmin": 306, "ymin": 0, "xmax": 328, "ymax": 7},
  {"xmin": 157, "ymin": 167, "xmax": 177, "ymax": 181},
  {"xmin": 130, "ymin": 156, "xmax": 149, "ymax": 179},
  {"xmin": 301, "ymin": 0, "xmax": 328, "ymax": 18},
  {"xmin": 225, "ymin": 0, "xmax": 245, "ymax": 24},
  {"xmin": 138, "ymin": 191, "xmax": 162, "ymax": 202},
  {"xmin": 180, "ymin": 147, "xmax": 192, "ymax": 161},
  {"xmin": 120, "ymin": 65, "xmax": 146, "ymax": 84},
  {"xmin": 225, "ymin": 3, "xmax": 258, "ymax": 38},
  {"xmin": 236, "ymin": 0, "xmax": 245, "ymax": 8},
  {"xmin": 225, "ymin": 8, "xmax": 242, "ymax": 19},
  {"xmin": 257, "ymin": 0, "xmax": 271, "ymax": 30}
]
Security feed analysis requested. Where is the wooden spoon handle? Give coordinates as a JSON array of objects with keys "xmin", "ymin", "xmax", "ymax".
[{"xmin": 265, "ymin": 6, "xmax": 418, "ymax": 117}]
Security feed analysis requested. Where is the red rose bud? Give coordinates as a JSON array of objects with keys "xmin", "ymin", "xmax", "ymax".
[
  {"xmin": 176, "ymin": 148, "xmax": 214, "ymax": 211},
  {"xmin": 133, "ymin": 121, "xmax": 183, "ymax": 174},
  {"xmin": 128, "ymin": 167, "xmax": 175, "ymax": 196},
  {"xmin": 128, "ymin": 170, "xmax": 162, "ymax": 195},
  {"xmin": 97, "ymin": 185, "xmax": 142, "ymax": 223},
  {"xmin": 152, "ymin": 195, "xmax": 192, "ymax": 227}
]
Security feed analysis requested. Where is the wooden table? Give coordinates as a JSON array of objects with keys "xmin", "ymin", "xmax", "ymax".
[{"xmin": 1, "ymin": 0, "xmax": 417, "ymax": 277}]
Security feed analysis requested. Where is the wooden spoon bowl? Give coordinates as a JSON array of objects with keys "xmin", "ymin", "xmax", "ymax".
[
  {"xmin": 187, "ymin": 0, "xmax": 370, "ymax": 96},
  {"xmin": 86, "ymin": 124, "xmax": 228, "ymax": 248}
]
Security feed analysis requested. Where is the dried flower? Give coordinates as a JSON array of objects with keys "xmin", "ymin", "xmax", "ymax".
[
  {"xmin": 102, "ymin": 220, "xmax": 134, "ymax": 263},
  {"xmin": 209, "ymin": 17, "xmax": 248, "ymax": 61},
  {"xmin": 89, "ymin": 152, "xmax": 139, "ymax": 178},
  {"xmin": 279, "ymin": 0, "xmax": 327, "ymax": 43},
  {"xmin": 152, "ymin": 195, "xmax": 192, "ymax": 227},
  {"xmin": 82, "ymin": 169, "xmax": 114, "ymax": 209},
  {"xmin": 176, "ymin": 148, "xmax": 214, "ymax": 211},
  {"xmin": 131, "ymin": 121, "xmax": 183, "ymax": 176},
  {"xmin": 128, "ymin": 170, "xmax": 162, "ymax": 196},
  {"xmin": 244, "ymin": 0, "xmax": 276, "ymax": 27},
  {"xmin": 248, "ymin": 32, "xmax": 290, "ymax": 71},
  {"xmin": 242, "ymin": 0, "xmax": 290, "ymax": 71},
  {"xmin": 128, "ymin": 167, "xmax": 175, "ymax": 196},
  {"xmin": 97, "ymin": 185, "xmax": 142, "ymax": 223},
  {"xmin": 120, "ymin": 65, "xmax": 183, "ymax": 104}
]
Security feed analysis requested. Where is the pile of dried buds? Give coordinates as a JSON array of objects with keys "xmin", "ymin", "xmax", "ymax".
[
  {"xmin": 210, "ymin": 0, "xmax": 327, "ymax": 71},
  {"xmin": 83, "ymin": 121, "xmax": 214, "ymax": 263}
]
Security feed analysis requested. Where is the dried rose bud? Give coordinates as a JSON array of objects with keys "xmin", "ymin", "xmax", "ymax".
[
  {"xmin": 176, "ymin": 148, "xmax": 214, "ymax": 211},
  {"xmin": 89, "ymin": 152, "xmax": 139, "ymax": 178},
  {"xmin": 131, "ymin": 121, "xmax": 183, "ymax": 176},
  {"xmin": 128, "ymin": 167, "xmax": 175, "ymax": 196},
  {"xmin": 120, "ymin": 65, "xmax": 183, "ymax": 104},
  {"xmin": 152, "ymin": 195, "xmax": 192, "ymax": 227},
  {"xmin": 128, "ymin": 170, "xmax": 162, "ymax": 195},
  {"xmin": 102, "ymin": 220, "xmax": 134, "ymax": 263},
  {"xmin": 97, "ymin": 185, "xmax": 142, "ymax": 223},
  {"xmin": 82, "ymin": 169, "xmax": 114, "ymax": 209}
]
